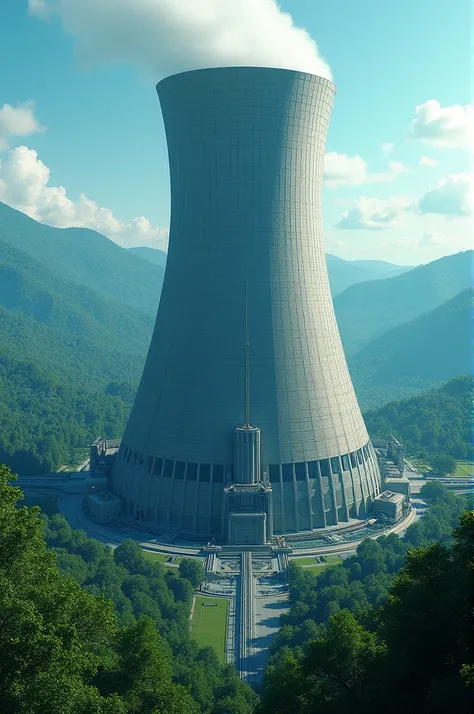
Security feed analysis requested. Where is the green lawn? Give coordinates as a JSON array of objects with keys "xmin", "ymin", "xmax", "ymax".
[
  {"xmin": 305, "ymin": 562, "xmax": 342, "ymax": 575},
  {"xmin": 190, "ymin": 596, "xmax": 228, "ymax": 663},
  {"xmin": 454, "ymin": 461, "xmax": 474, "ymax": 477},
  {"xmin": 292, "ymin": 556, "xmax": 318, "ymax": 566},
  {"xmin": 409, "ymin": 457, "xmax": 431, "ymax": 474},
  {"xmin": 292, "ymin": 554, "xmax": 343, "ymax": 567}
]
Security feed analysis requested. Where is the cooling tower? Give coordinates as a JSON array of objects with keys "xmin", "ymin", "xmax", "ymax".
[{"xmin": 110, "ymin": 66, "xmax": 383, "ymax": 540}]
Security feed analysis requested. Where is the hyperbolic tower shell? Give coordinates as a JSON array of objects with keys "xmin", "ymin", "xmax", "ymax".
[{"xmin": 110, "ymin": 66, "xmax": 382, "ymax": 537}]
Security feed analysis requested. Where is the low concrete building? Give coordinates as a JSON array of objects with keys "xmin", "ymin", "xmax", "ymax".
[
  {"xmin": 373, "ymin": 491, "xmax": 405, "ymax": 522},
  {"xmin": 87, "ymin": 491, "xmax": 121, "ymax": 525}
]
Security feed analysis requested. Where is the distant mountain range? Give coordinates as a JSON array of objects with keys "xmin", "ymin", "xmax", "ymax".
[
  {"xmin": 0, "ymin": 202, "xmax": 163, "ymax": 315},
  {"xmin": 0, "ymin": 198, "xmax": 471, "ymax": 444},
  {"xmin": 349, "ymin": 288, "xmax": 473, "ymax": 410},
  {"xmin": 0, "ymin": 235, "xmax": 152, "ymax": 389},
  {"xmin": 334, "ymin": 250, "xmax": 473, "ymax": 357},
  {"xmin": 128, "ymin": 245, "xmax": 168, "ymax": 271},
  {"xmin": 325, "ymin": 253, "xmax": 412, "ymax": 296}
]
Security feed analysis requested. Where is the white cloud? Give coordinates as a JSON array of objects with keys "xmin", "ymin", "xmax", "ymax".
[
  {"xmin": 410, "ymin": 100, "xmax": 474, "ymax": 151},
  {"xmin": 323, "ymin": 152, "xmax": 409, "ymax": 189},
  {"xmin": 29, "ymin": 0, "xmax": 332, "ymax": 80},
  {"xmin": 324, "ymin": 153, "xmax": 368, "ymax": 188},
  {"xmin": 335, "ymin": 196, "xmax": 410, "ymax": 230},
  {"xmin": 381, "ymin": 142, "xmax": 395, "ymax": 157},
  {"xmin": 419, "ymin": 231, "xmax": 446, "ymax": 246},
  {"xmin": 0, "ymin": 146, "xmax": 167, "ymax": 248},
  {"xmin": 419, "ymin": 155, "xmax": 438, "ymax": 168},
  {"xmin": 416, "ymin": 174, "xmax": 474, "ymax": 216},
  {"xmin": 0, "ymin": 101, "xmax": 44, "ymax": 151}
]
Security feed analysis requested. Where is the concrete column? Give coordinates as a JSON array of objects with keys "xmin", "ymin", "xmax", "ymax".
[
  {"xmin": 316, "ymin": 461, "xmax": 327, "ymax": 528},
  {"xmin": 305, "ymin": 463, "xmax": 314, "ymax": 531},
  {"xmin": 328, "ymin": 461, "xmax": 339, "ymax": 525}
]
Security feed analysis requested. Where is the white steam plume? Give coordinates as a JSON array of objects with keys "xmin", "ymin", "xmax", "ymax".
[{"xmin": 28, "ymin": 0, "xmax": 332, "ymax": 80}]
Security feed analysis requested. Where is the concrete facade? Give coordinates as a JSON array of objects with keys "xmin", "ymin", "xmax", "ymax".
[
  {"xmin": 110, "ymin": 66, "xmax": 382, "ymax": 538},
  {"xmin": 373, "ymin": 491, "xmax": 405, "ymax": 522}
]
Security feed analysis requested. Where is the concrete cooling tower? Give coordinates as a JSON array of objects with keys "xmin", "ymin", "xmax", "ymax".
[{"xmin": 110, "ymin": 66, "xmax": 383, "ymax": 544}]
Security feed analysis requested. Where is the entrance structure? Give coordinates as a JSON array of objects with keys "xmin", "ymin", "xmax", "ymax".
[{"xmin": 110, "ymin": 66, "xmax": 382, "ymax": 541}]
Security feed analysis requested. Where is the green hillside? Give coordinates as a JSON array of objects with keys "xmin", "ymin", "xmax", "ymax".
[
  {"xmin": 364, "ymin": 375, "xmax": 473, "ymax": 461},
  {"xmin": 334, "ymin": 250, "xmax": 473, "ymax": 355},
  {"xmin": 0, "ymin": 201, "xmax": 163, "ymax": 315},
  {"xmin": 0, "ymin": 352, "xmax": 131, "ymax": 473},
  {"xmin": 349, "ymin": 288, "xmax": 473, "ymax": 409},
  {"xmin": 350, "ymin": 258, "xmax": 414, "ymax": 277},
  {"xmin": 0, "ymin": 238, "xmax": 152, "ymax": 388},
  {"xmin": 326, "ymin": 253, "xmax": 412, "ymax": 296},
  {"xmin": 128, "ymin": 245, "xmax": 168, "ymax": 270}
]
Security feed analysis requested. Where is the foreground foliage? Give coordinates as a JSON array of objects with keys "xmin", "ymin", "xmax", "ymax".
[
  {"xmin": 0, "ymin": 466, "xmax": 257, "ymax": 714},
  {"xmin": 259, "ymin": 486, "xmax": 474, "ymax": 714}
]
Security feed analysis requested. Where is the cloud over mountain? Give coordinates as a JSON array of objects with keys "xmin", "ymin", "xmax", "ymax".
[
  {"xmin": 0, "ymin": 145, "xmax": 167, "ymax": 248},
  {"xmin": 29, "ymin": 0, "xmax": 332, "ymax": 80},
  {"xmin": 335, "ymin": 196, "xmax": 411, "ymax": 230},
  {"xmin": 416, "ymin": 174, "xmax": 474, "ymax": 216}
]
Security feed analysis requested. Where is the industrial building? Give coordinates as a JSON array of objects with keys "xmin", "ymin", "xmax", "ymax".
[
  {"xmin": 373, "ymin": 491, "xmax": 405, "ymax": 523},
  {"xmin": 109, "ymin": 66, "xmax": 383, "ymax": 543}
]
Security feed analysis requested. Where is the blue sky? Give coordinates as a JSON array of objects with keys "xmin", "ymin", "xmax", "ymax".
[{"xmin": 0, "ymin": 0, "xmax": 472, "ymax": 264}]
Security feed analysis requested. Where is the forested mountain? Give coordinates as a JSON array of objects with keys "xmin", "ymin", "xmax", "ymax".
[
  {"xmin": 350, "ymin": 289, "xmax": 473, "ymax": 409},
  {"xmin": 128, "ymin": 245, "xmax": 168, "ymax": 270},
  {"xmin": 1, "ymin": 467, "xmax": 258, "ymax": 714},
  {"xmin": 349, "ymin": 258, "xmax": 414, "ymax": 277},
  {"xmin": 0, "ymin": 238, "xmax": 151, "ymax": 388},
  {"xmin": 0, "ymin": 353, "xmax": 131, "ymax": 473},
  {"xmin": 325, "ymin": 253, "xmax": 412, "ymax": 296},
  {"xmin": 0, "ymin": 201, "xmax": 163, "ymax": 315},
  {"xmin": 0, "ymin": 201, "xmax": 470, "ymax": 474},
  {"xmin": 334, "ymin": 250, "xmax": 473, "ymax": 355},
  {"xmin": 364, "ymin": 375, "xmax": 472, "ymax": 461}
]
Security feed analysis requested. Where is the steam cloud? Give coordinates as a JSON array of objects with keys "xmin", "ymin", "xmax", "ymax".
[{"xmin": 28, "ymin": 0, "xmax": 332, "ymax": 80}]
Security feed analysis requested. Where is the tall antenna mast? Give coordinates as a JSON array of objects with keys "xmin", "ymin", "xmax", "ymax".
[{"xmin": 244, "ymin": 278, "xmax": 250, "ymax": 427}]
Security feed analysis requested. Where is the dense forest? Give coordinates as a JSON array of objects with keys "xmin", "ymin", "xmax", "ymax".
[
  {"xmin": 364, "ymin": 375, "xmax": 473, "ymax": 462},
  {"xmin": 0, "ymin": 354, "xmax": 133, "ymax": 473},
  {"xmin": 258, "ymin": 484, "xmax": 474, "ymax": 714},
  {"xmin": 3, "ymin": 468, "xmax": 472, "ymax": 714},
  {"xmin": 0, "ymin": 466, "xmax": 257, "ymax": 714}
]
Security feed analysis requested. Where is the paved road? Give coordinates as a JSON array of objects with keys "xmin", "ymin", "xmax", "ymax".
[
  {"xmin": 251, "ymin": 596, "xmax": 290, "ymax": 682},
  {"xmin": 237, "ymin": 552, "xmax": 255, "ymax": 684}
]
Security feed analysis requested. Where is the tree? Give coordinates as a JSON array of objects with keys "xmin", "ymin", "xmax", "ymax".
[
  {"xmin": 179, "ymin": 558, "xmax": 205, "ymax": 589},
  {"xmin": 99, "ymin": 618, "xmax": 199, "ymax": 714},
  {"xmin": 429, "ymin": 453, "xmax": 457, "ymax": 475},
  {"xmin": 260, "ymin": 511, "xmax": 474, "ymax": 714},
  {"xmin": 0, "ymin": 465, "xmax": 120, "ymax": 713}
]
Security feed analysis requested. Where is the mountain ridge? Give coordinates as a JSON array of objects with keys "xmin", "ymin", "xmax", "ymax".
[
  {"xmin": 334, "ymin": 249, "xmax": 473, "ymax": 356},
  {"xmin": 0, "ymin": 201, "xmax": 164, "ymax": 315}
]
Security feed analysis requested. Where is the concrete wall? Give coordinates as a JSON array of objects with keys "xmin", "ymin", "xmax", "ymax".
[{"xmin": 111, "ymin": 66, "xmax": 382, "ymax": 537}]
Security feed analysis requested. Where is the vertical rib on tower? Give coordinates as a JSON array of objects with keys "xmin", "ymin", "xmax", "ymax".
[{"xmin": 110, "ymin": 66, "xmax": 382, "ymax": 538}]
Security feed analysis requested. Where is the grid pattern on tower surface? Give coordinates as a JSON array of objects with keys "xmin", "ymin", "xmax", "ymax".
[{"xmin": 110, "ymin": 66, "xmax": 382, "ymax": 536}]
